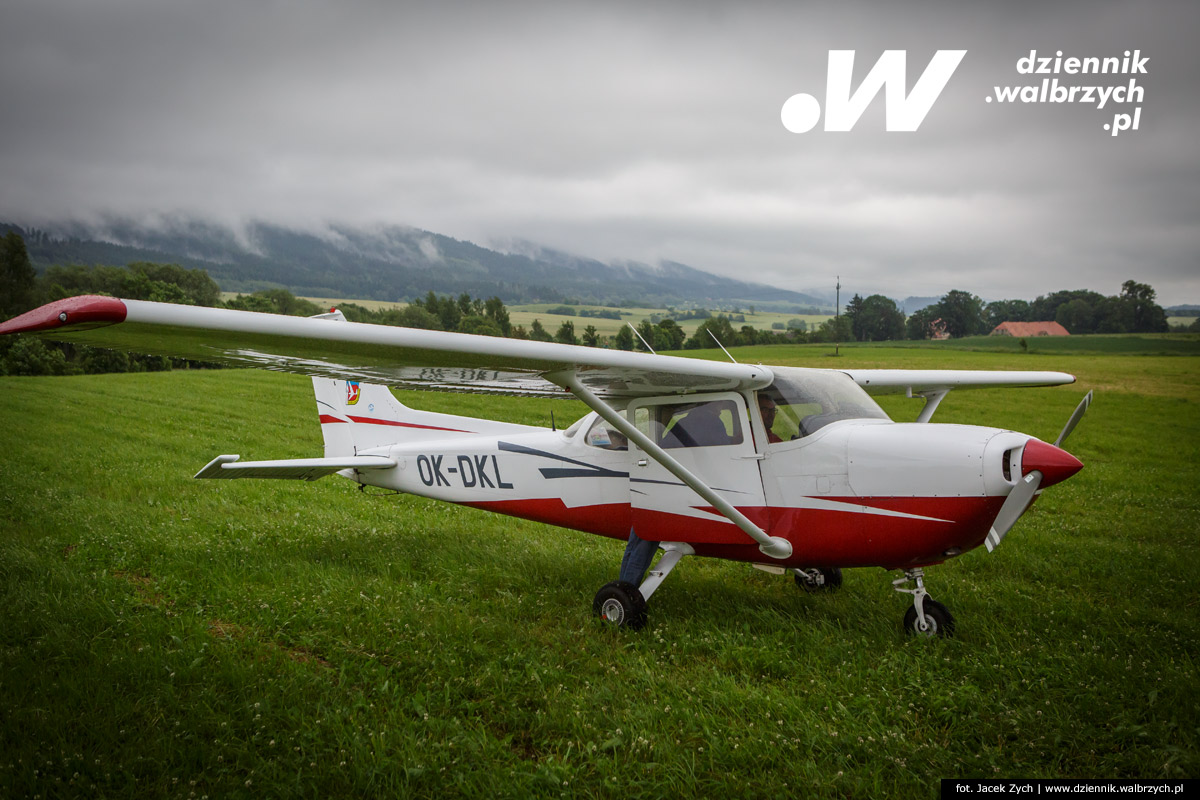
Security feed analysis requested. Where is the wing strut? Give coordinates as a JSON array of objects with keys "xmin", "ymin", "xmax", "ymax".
[{"xmin": 547, "ymin": 370, "xmax": 792, "ymax": 560}]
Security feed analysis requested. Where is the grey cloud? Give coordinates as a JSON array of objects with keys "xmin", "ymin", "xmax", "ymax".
[{"xmin": 1, "ymin": 0, "xmax": 1196, "ymax": 304}]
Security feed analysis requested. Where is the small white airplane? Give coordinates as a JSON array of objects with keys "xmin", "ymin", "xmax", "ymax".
[{"xmin": 1, "ymin": 295, "xmax": 1091, "ymax": 636}]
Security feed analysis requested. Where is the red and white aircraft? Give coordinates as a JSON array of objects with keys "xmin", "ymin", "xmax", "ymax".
[{"xmin": 1, "ymin": 296, "xmax": 1090, "ymax": 636}]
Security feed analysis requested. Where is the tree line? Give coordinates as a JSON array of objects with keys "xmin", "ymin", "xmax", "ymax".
[
  {"xmin": 844, "ymin": 282, "xmax": 1172, "ymax": 343},
  {"xmin": 0, "ymin": 230, "xmax": 1184, "ymax": 375}
]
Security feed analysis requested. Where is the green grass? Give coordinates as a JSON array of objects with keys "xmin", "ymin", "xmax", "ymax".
[
  {"xmin": 2, "ymin": 343, "xmax": 1198, "ymax": 798},
  {"xmin": 507, "ymin": 305, "xmax": 830, "ymax": 339}
]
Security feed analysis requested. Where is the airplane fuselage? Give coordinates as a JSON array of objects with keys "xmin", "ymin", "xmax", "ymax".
[{"xmin": 344, "ymin": 405, "xmax": 1051, "ymax": 571}]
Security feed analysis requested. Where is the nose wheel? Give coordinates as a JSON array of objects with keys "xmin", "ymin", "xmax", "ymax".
[{"xmin": 894, "ymin": 568, "xmax": 955, "ymax": 637}]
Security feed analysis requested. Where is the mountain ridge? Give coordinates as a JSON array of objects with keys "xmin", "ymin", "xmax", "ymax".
[{"xmin": 2, "ymin": 219, "xmax": 832, "ymax": 311}]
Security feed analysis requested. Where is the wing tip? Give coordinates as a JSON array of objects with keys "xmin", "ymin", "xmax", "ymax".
[{"xmin": 0, "ymin": 295, "xmax": 128, "ymax": 335}]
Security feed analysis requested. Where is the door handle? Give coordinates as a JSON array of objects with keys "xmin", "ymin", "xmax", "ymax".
[{"xmin": 637, "ymin": 459, "xmax": 647, "ymax": 467}]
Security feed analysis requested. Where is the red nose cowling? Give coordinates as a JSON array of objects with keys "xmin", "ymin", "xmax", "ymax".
[{"xmin": 1021, "ymin": 438, "xmax": 1084, "ymax": 488}]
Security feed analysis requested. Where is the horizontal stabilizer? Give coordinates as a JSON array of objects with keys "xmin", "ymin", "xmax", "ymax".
[{"xmin": 194, "ymin": 454, "xmax": 396, "ymax": 481}]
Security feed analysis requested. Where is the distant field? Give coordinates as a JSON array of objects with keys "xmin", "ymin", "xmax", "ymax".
[
  {"xmin": 508, "ymin": 305, "xmax": 830, "ymax": 338},
  {"xmin": 219, "ymin": 293, "xmax": 831, "ymax": 337},
  {"xmin": 2, "ymin": 340, "xmax": 1197, "ymax": 796}
]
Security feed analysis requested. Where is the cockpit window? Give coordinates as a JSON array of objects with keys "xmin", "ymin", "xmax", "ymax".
[
  {"xmin": 634, "ymin": 399, "xmax": 744, "ymax": 449},
  {"xmin": 762, "ymin": 370, "xmax": 890, "ymax": 440},
  {"xmin": 584, "ymin": 416, "xmax": 628, "ymax": 450}
]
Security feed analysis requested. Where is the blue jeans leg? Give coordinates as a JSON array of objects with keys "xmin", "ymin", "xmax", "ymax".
[{"xmin": 618, "ymin": 528, "xmax": 659, "ymax": 586}]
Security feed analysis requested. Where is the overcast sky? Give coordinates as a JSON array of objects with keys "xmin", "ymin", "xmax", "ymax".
[{"xmin": 1, "ymin": 0, "xmax": 1197, "ymax": 304}]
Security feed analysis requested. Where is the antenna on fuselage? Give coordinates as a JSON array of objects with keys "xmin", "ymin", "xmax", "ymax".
[
  {"xmin": 550, "ymin": 409, "xmax": 557, "ymax": 431},
  {"xmin": 708, "ymin": 330, "xmax": 738, "ymax": 363},
  {"xmin": 628, "ymin": 322, "xmax": 656, "ymax": 354}
]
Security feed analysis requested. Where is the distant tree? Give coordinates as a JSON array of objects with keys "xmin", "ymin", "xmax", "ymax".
[
  {"xmin": 847, "ymin": 294, "xmax": 905, "ymax": 341},
  {"xmin": 687, "ymin": 315, "xmax": 739, "ymax": 349},
  {"xmin": 844, "ymin": 294, "xmax": 866, "ymax": 340},
  {"xmin": 459, "ymin": 315, "xmax": 504, "ymax": 337},
  {"xmin": 906, "ymin": 307, "xmax": 940, "ymax": 340},
  {"xmin": 581, "ymin": 324, "xmax": 599, "ymax": 347},
  {"xmin": 528, "ymin": 318, "xmax": 553, "ymax": 342},
  {"xmin": 0, "ymin": 336, "xmax": 72, "ymax": 376},
  {"xmin": 613, "ymin": 325, "xmax": 635, "ymax": 351},
  {"xmin": 483, "ymin": 296, "xmax": 511, "ymax": 336},
  {"xmin": 1030, "ymin": 290, "xmax": 1106, "ymax": 326},
  {"xmin": 655, "ymin": 318, "xmax": 686, "ymax": 350},
  {"xmin": 935, "ymin": 290, "xmax": 987, "ymax": 337},
  {"xmin": 811, "ymin": 314, "xmax": 852, "ymax": 343},
  {"xmin": 1120, "ymin": 280, "xmax": 1168, "ymax": 333},
  {"xmin": 984, "ymin": 299, "xmax": 1031, "ymax": 329},
  {"xmin": 395, "ymin": 305, "xmax": 443, "ymax": 330},
  {"xmin": 1055, "ymin": 298, "xmax": 1096, "ymax": 333},
  {"xmin": 635, "ymin": 320, "xmax": 657, "ymax": 352},
  {"xmin": 554, "ymin": 320, "xmax": 578, "ymax": 345}
]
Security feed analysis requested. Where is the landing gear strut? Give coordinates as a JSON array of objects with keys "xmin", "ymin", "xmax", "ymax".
[
  {"xmin": 793, "ymin": 567, "xmax": 843, "ymax": 592},
  {"xmin": 894, "ymin": 568, "xmax": 955, "ymax": 637},
  {"xmin": 594, "ymin": 543, "xmax": 693, "ymax": 630}
]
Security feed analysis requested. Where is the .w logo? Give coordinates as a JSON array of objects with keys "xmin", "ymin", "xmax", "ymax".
[{"xmin": 781, "ymin": 50, "xmax": 966, "ymax": 133}]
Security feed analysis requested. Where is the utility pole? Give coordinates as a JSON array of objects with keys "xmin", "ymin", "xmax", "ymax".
[{"xmin": 835, "ymin": 276, "xmax": 841, "ymax": 357}]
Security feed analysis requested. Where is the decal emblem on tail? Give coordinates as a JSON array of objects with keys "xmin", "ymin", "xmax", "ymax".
[{"xmin": 346, "ymin": 381, "xmax": 360, "ymax": 405}]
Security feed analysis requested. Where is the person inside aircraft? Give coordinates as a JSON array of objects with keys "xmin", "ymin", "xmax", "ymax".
[
  {"xmin": 758, "ymin": 393, "xmax": 783, "ymax": 443},
  {"xmin": 584, "ymin": 418, "xmax": 629, "ymax": 450}
]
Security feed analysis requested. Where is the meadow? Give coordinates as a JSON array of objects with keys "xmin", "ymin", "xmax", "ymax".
[
  {"xmin": 288, "ymin": 295, "xmax": 830, "ymax": 339},
  {"xmin": 1, "ymin": 337, "xmax": 1198, "ymax": 798}
]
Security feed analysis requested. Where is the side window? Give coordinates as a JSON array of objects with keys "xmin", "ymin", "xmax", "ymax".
[
  {"xmin": 638, "ymin": 399, "xmax": 743, "ymax": 449},
  {"xmin": 584, "ymin": 417, "xmax": 628, "ymax": 450}
]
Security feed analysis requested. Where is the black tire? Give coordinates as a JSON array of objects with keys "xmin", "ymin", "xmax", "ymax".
[
  {"xmin": 592, "ymin": 580, "xmax": 647, "ymax": 630},
  {"xmin": 903, "ymin": 598, "xmax": 955, "ymax": 638},
  {"xmin": 794, "ymin": 567, "xmax": 843, "ymax": 593}
]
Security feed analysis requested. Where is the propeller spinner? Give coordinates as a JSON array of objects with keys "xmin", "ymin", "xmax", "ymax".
[{"xmin": 985, "ymin": 392, "xmax": 1091, "ymax": 552}]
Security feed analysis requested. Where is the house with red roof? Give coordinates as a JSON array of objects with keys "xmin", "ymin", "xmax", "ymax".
[{"xmin": 990, "ymin": 321, "xmax": 1070, "ymax": 337}]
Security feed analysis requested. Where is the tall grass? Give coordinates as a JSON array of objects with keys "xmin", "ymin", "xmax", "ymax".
[{"xmin": 1, "ymin": 345, "xmax": 1197, "ymax": 798}]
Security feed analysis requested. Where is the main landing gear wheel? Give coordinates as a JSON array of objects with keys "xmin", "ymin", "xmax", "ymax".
[
  {"xmin": 593, "ymin": 581, "xmax": 647, "ymax": 630},
  {"xmin": 794, "ymin": 567, "xmax": 843, "ymax": 592},
  {"xmin": 903, "ymin": 598, "xmax": 955, "ymax": 638}
]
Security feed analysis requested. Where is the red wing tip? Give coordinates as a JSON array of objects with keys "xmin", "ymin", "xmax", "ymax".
[{"xmin": 0, "ymin": 295, "xmax": 128, "ymax": 335}]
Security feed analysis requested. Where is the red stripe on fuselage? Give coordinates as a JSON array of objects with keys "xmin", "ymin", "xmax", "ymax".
[
  {"xmin": 462, "ymin": 494, "xmax": 1006, "ymax": 569},
  {"xmin": 346, "ymin": 416, "xmax": 472, "ymax": 433},
  {"xmin": 461, "ymin": 498, "xmax": 632, "ymax": 540}
]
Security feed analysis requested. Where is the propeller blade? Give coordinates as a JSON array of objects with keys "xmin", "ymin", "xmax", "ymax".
[
  {"xmin": 985, "ymin": 469, "xmax": 1043, "ymax": 552},
  {"xmin": 1054, "ymin": 390, "xmax": 1093, "ymax": 448}
]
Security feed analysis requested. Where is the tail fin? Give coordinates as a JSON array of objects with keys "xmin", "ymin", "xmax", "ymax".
[
  {"xmin": 305, "ymin": 309, "xmax": 537, "ymax": 456},
  {"xmin": 312, "ymin": 378, "xmax": 524, "ymax": 456}
]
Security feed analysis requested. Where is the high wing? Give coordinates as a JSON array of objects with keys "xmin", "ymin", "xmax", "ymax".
[
  {"xmin": 0, "ymin": 296, "xmax": 1075, "ymax": 400},
  {"xmin": 0, "ymin": 296, "xmax": 772, "ymax": 399},
  {"xmin": 843, "ymin": 369, "xmax": 1075, "ymax": 394},
  {"xmin": 841, "ymin": 368, "xmax": 1075, "ymax": 423}
]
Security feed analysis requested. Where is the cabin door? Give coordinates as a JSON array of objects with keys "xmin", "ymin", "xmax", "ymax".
[{"xmin": 626, "ymin": 392, "xmax": 768, "ymax": 545}]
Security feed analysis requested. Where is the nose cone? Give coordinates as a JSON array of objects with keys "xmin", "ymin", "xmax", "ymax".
[{"xmin": 1021, "ymin": 438, "xmax": 1083, "ymax": 488}]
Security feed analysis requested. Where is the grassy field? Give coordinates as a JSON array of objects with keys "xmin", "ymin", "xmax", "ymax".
[
  {"xmin": 278, "ymin": 295, "xmax": 832, "ymax": 339},
  {"xmin": 2, "ymin": 339, "xmax": 1198, "ymax": 797},
  {"xmin": 506, "ymin": 305, "xmax": 830, "ymax": 339}
]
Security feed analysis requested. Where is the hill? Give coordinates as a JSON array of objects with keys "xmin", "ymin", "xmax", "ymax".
[{"xmin": 3, "ymin": 219, "xmax": 831, "ymax": 311}]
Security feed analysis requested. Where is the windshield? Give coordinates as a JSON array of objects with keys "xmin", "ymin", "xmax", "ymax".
[{"xmin": 761, "ymin": 368, "xmax": 890, "ymax": 440}]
